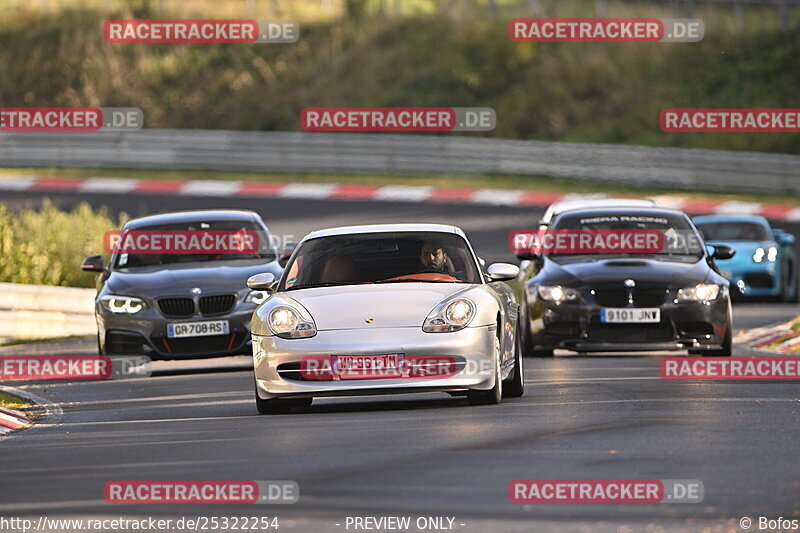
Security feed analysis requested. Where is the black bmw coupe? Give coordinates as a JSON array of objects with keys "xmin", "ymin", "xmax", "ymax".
[{"xmin": 512, "ymin": 207, "xmax": 735, "ymax": 357}]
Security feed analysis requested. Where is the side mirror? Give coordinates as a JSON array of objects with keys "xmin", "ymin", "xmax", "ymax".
[
  {"xmin": 81, "ymin": 254, "xmax": 104, "ymax": 272},
  {"xmin": 278, "ymin": 241, "xmax": 298, "ymax": 268},
  {"xmin": 247, "ymin": 272, "xmax": 277, "ymax": 291},
  {"xmin": 773, "ymin": 229, "xmax": 795, "ymax": 245},
  {"xmin": 486, "ymin": 263, "xmax": 520, "ymax": 281},
  {"xmin": 711, "ymin": 245, "xmax": 736, "ymax": 261}
]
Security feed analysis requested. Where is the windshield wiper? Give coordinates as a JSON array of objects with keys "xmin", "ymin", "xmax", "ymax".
[
  {"xmin": 374, "ymin": 279, "xmax": 461, "ymax": 284},
  {"xmin": 285, "ymin": 282, "xmax": 355, "ymax": 290}
]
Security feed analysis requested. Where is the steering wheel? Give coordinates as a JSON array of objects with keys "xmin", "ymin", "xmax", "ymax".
[{"xmin": 416, "ymin": 267, "xmax": 448, "ymax": 275}]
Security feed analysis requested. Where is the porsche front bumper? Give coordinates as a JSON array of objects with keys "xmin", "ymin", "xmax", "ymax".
[{"xmin": 253, "ymin": 325, "xmax": 497, "ymax": 399}]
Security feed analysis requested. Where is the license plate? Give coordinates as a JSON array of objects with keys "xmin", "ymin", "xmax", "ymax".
[
  {"xmin": 600, "ymin": 308, "xmax": 660, "ymax": 323},
  {"xmin": 332, "ymin": 354, "xmax": 404, "ymax": 379},
  {"xmin": 167, "ymin": 320, "xmax": 229, "ymax": 338}
]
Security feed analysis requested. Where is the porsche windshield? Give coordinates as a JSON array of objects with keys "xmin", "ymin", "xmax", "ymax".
[
  {"xmin": 548, "ymin": 212, "xmax": 705, "ymax": 264},
  {"xmin": 695, "ymin": 221, "xmax": 771, "ymax": 242},
  {"xmin": 281, "ymin": 231, "xmax": 481, "ymax": 290},
  {"xmin": 113, "ymin": 220, "xmax": 276, "ymax": 268}
]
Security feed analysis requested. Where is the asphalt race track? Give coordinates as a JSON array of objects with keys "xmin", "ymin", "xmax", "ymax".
[{"xmin": 1, "ymin": 190, "xmax": 799, "ymax": 532}]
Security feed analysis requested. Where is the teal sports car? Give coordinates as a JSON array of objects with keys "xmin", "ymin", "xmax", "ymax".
[{"xmin": 693, "ymin": 215, "xmax": 798, "ymax": 302}]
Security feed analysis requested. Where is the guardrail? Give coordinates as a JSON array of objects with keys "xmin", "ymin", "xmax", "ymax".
[
  {"xmin": 1, "ymin": 129, "xmax": 799, "ymax": 194},
  {"xmin": 0, "ymin": 283, "xmax": 95, "ymax": 340}
]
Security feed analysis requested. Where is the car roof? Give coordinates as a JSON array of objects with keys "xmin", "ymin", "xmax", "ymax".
[
  {"xmin": 692, "ymin": 214, "xmax": 770, "ymax": 226},
  {"xmin": 303, "ymin": 223, "xmax": 464, "ymax": 241},
  {"xmin": 543, "ymin": 198, "xmax": 657, "ymax": 221},
  {"xmin": 552, "ymin": 206, "xmax": 688, "ymax": 220},
  {"xmin": 125, "ymin": 209, "xmax": 260, "ymax": 230}
]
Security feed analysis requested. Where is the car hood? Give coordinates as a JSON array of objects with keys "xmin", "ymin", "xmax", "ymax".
[
  {"xmin": 282, "ymin": 283, "xmax": 470, "ymax": 330},
  {"xmin": 542, "ymin": 257, "xmax": 712, "ymax": 287},
  {"xmin": 105, "ymin": 260, "xmax": 282, "ymax": 297}
]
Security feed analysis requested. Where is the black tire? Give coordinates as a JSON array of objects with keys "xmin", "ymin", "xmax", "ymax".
[
  {"xmin": 785, "ymin": 270, "xmax": 799, "ymax": 303},
  {"xmin": 531, "ymin": 346, "xmax": 555, "ymax": 357},
  {"xmin": 705, "ymin": 306, "xmax": 733, "ymax": 357},
  {"xmin": 503, "ymin": 324, "xmax": 524, "ymax": 398},
  {"xmin": 468, "ymin": 335, "xmax": 502, "ymax": 405},
  {"xmin": 255, "ymin": 387, "xmax": 312, "ymax": 415}
]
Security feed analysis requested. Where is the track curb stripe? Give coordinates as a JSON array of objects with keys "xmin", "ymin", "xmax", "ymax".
[
  {"xmin": 2, "ymin": 176, "xmax": 799, "ymax": 220},
  {"xmin": 0, "ymin": 407, "xmax": 31, "ymax": 432}
]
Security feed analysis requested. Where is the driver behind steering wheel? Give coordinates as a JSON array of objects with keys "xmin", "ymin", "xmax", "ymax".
[
  {"xmin": 417, "ymin": 240, "xmax": 469, "ymax": 282},
  {"xmin": 419, "ymin": 241, "xmax": 453, "ymax": 273}
]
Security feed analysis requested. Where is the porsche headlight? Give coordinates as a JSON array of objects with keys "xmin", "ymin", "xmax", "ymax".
[
  {"xmin": 245, "ymin": 290, "xmax": 269, "ymax": 305},
  {"xmin": 753, "ymin": 247, "xmax": 777, "ymax": 263},
  {"xmin": 423, "ymin": 298, "xmax": 476, "ymax": 333},
  {"xmin": 677, "ymin": 284, "xmax": 720, "ymax": 302},
  {"xmin": 100, "ymin": 295, "xmax": 146, "ymax": 314},
  {"xmin": 767, "ymin": 246, "xmax": 778, "ymax": 262},
  {"xmin": 538, "ymin": 285, "xmax": 579, "ymax": 302},
  {"xmin": 268, "ymin": 305, "xmax": 316, "ymax": 339}
]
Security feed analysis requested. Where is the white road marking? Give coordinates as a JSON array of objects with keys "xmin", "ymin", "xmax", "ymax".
[
  {"xmin": 374, "ymin": 185, "xmax": 433, "ymax": 202},
  {"xmin": 0, "ymin": 176, "xmax": 36, "ymax": 190},
  {"xmin": 278, "ymin": 182, "xmax": 338, "ymax": 199},
  {"xmin": 79, "ymin": 177, "xmax": 138, "ymax": 193},
  {"xmin": 471, "ymin": 188, "xmax": 525, "ymax": 205},
  {"xmin": 179, "ymin": 180, "xmax": 242, "ymax": 196}
]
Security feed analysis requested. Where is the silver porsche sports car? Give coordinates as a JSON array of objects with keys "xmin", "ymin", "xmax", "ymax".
[{"xmin": 247, "ymin": 223, "xmax": 524, "ymax": 414}]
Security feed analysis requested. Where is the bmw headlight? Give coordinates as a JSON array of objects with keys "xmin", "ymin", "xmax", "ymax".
[
  {"xmin": 100, "ymin": 295, "xmax": 147, "ymax": 314},
  {"xmin": 268, "ymin": 305, "xmax": 316, "ymax": 339},
  {"xmin": 677, "ymin": 284, "xmax": 720, "ymax": 302},
  {"xmin": 245, "ymin": 290, "xmax": 269, "ymax": 305},
  {"xmin": 538, "ymin": 285, "xmax": 579, "ymax": 303},
  {"xmin": 423, "ymin": 298, "xmax": 476, "ymax": 333}
]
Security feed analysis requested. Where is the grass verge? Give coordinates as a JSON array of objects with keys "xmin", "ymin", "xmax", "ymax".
[
  {"xmin": 0, "ymin": 198, "xmax": 126, "ymax": 287},
  {"xmin": 0, "ymin": 391, "xmax": 32, "ymax": 411}
]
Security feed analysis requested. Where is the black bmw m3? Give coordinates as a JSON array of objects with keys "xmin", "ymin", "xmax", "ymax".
[{"xmin": 512, "ymin": 207, "xmax": 735, "ymax": 357}]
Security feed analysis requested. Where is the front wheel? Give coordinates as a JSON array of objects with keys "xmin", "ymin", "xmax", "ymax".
[
  {"xmin": 255, "ymin": 384, "xmax": 313, "ymax": 414},
  {"xmin": 503, "ymin": 324, "xmax": 524, "ymax": 398},
  {"xmin": 468, "ymin": 336, "xmax": 502, "ymax": 405},
  {"xmin": 705, "ymin": 307, "xmax": 733, "ymax": 357}
]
